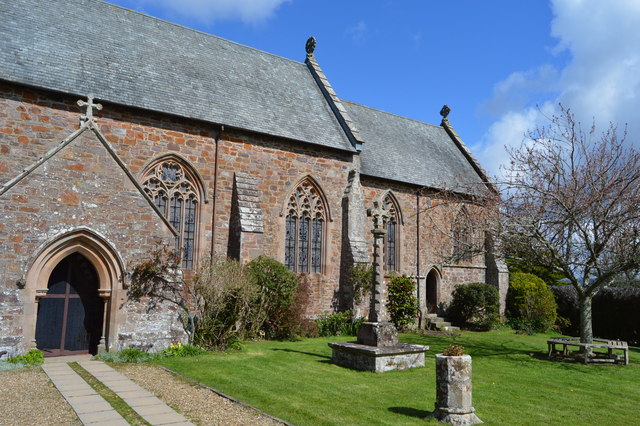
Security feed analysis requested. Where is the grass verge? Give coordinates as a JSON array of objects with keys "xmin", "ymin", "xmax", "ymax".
[
  {"xmin": 156, "ymin": 329, "xmax": 639, "ymax": 425},
  {"xmin": 68, "ymin": 362, "xmax": 150, "ymax": 426}
]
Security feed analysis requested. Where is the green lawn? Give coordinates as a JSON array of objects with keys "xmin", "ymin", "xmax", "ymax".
[{"xmin": 157, "ymin": 330, "xmax": 640, "ymax": 425}]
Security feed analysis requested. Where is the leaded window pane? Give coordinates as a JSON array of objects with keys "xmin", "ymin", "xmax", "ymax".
[
  {"xmin": 285, "ymin": 215, "xmax": 297, "ymax": 271},
  {"xmin": 154, "ymin": 193, "xmax": 167, "ymax": 216},
  {"xmin": 311, "ymin": 218, "xmax": 323, "ymax": 273},
  {"xmin": 142, "ymin": 160, "xmax": 200, "ymax": 269},
  {"xmin": 285, "ymin": 179, "xmax": 326, "ymax": 273},
  {"xmin": 183, "ymin": 198, "xmax": 197, "ymax": 269},
  {"xmin": 298, "ymin": 217, "xmax": 310, "ymax": 272},
  {"xmin": 386, "ymin": 220, "xmax": 396, "ymax": 271}
]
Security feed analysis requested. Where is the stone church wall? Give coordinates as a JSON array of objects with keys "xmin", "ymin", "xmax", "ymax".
[{"xmin": 0, "ymin": 82, "xmax": 505, "ymax": 356}]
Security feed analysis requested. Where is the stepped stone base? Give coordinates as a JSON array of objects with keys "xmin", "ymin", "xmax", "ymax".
[{"xmin": 329, "ymin": 341, "xmax": 428, "ymax": 373}]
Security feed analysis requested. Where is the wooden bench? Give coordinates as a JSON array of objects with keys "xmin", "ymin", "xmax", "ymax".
[{"xmin": 547, "ymin": 337, "xmax": 629, "ymax": 365}]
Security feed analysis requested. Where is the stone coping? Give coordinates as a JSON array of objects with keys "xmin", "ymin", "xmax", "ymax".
[{"xmin": 328, "ymin": 341, "xmax": 428, "ymax": 356}]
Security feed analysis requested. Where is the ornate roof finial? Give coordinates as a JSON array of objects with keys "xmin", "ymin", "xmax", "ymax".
[
  {"xmin": 306, "ymin": 36, "xmax": 316, "ymax": 56},
  {"xmin": 440, "ymin": 104, "xmax": 450, "ymax": 119},
  {"xmin": 77, "ymin": 94, "xmax": 102, "ymax": 123}
]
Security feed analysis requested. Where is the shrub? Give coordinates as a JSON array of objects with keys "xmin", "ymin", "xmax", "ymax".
[
  {"xmin": 506, "ymin": 272, "xmax": 557, "ymax": 333},
  {"xmin": 448, "ymin": 282, "xmax": 500, "ymax": 331},
  {"xmin": 551, "ymin": 285, "xmax": 640, "ymax": 345},
  {"xmin": 7, "ymin": 349, "xmax": 44, "ymax": 366},
  {"xmin": 162, "ymin": 343, "xmax": 207, "ymax": 357},
  {"xmin": 386, "ymin": 275, "xmax": 420, "ymax": 330},
  {"xmin": 246, "ymin": 255, "xmax": 300, "ymax": 339},
  {"xmin": 348, "ymin": 263, "xmax": 373, "ymax": 304},
  {"xmin": 193, "ymin": 256, "xmax": 262, "ymax": 349},
  {"xmin": 274, "ymin": 274, "xmax": 318, "ymax": 339},
  {"xmin": 316, "ymin": 309, "xmax": 365, "ymax": 337}
]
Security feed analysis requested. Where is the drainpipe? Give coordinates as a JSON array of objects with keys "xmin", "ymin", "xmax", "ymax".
[
  {"xmin": 416, "ymin": 189, "xmax": 421, "ymax": 303},
  {"xmin": 210, "ymin": 125, "xmax": 224, "ymax": 257}
]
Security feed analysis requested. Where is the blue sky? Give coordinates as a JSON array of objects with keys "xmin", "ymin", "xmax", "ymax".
[{"xmin": 108, "ymin": 0, "xmax": 640, "ymax": 176}]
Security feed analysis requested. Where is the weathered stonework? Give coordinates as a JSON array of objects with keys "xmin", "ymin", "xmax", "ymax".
[
  {"xmin": 329, "ymin": 341, "xmax": 428, "ymax": 372},
  {"xmin": 434, "ymin": 354, "xmax": 482, "ymax": 425}
]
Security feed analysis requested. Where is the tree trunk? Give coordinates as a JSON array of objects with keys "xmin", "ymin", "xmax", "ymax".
[{"xmin": 579, "ymin": 294, "xmax": 593, "ymax": 344}]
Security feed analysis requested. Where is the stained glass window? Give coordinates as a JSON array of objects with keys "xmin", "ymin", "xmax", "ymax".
[
  {"xmin": 142, "ymin": 159, "xmax": 200, "ymax": 268},
  {"xmin": 285, "ymin": 179, "xmax": 327, "ymax": 273}
]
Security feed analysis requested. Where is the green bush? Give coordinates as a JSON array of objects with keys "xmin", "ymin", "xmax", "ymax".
[
  {"xmin": 348, "ymin": 263, "xmax": 373, "ymax": 304},
  {"xmin": 316, "ymin": 309, "xmax": 365, "ymax": 337},
  {"xmin": 162, "ymin": 343, "xmax": 208, "ymax": 357},
  {"xmin": 7, "ymin": 349, "xmax": 44, "ymax": 366},
  {"xmin": 448, "ymin": 282, "xmax": 500, "ymax": 331},
  {"xmin": 506, "ymin": 272, "xmax": 557, "ymax": 333},
  {"xmin": 246, "ymin": 255, "xmax": 300, "ymax": 339},
  {"xmin": 386, "ymin": 275, "xmax": 420, "ymax": 330}
]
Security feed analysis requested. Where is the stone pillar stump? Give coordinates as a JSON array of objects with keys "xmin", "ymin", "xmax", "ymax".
[{"xmin": 434, "ymin": 354, "xmax": 482, "ymax": 425}]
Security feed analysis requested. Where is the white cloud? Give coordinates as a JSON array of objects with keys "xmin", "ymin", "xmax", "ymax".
[
  {"xmin": 150, "ymin": 0, "xmax": 290, "ymax": 24},
  {"xmin": 477, "ymin": 0, "xmax": 640, "ymax": 176},
  {"xmin": 346, "ymin": 21, "xmax": 368, "ymax": 45}
]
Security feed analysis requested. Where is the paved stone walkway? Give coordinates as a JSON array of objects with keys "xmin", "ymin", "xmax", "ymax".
[{"xmin": 42, "ymin": 356, "xmax": 193, "ymax": 425}]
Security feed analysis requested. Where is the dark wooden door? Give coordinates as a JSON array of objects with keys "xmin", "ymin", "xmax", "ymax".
[
  {"xmin": 35, "ymin": 253, "xmax": 104, "ymax": 356},
  {"xmin": 426, "ymin": 271, "xmax": 438, "ymax": 313}
]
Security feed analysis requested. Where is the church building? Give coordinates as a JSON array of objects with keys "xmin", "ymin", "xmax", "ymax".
[{"xmin": 0, "ymin": 0, "xmax": 507, "ymax": 357}]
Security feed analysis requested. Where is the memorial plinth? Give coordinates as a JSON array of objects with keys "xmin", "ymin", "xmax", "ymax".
[{"xmin": 329, "ymin": 201, "xmax": 427, "ymax": 372}]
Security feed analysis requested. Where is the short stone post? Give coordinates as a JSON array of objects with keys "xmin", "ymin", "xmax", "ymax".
[{"xmin": 434, "ymin": 354, "xmax": 482, "ymax": 424}]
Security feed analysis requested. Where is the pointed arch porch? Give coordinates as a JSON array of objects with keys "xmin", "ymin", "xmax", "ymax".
[{"xmin": 22, "ymin": 228, "xmax": 125, "ymax": 355}]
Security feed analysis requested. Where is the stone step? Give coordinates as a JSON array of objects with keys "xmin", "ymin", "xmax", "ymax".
[
  {"xmin": 440, "ymin": 325, "xmax": 461, "ymax": 332},
  {"xmin": 435, "ymin": 321, "xmax": 451, "ymax": 329},
  {"xmin": 429, "ymin": 316, "xmax": 446, "ymax": 323}
]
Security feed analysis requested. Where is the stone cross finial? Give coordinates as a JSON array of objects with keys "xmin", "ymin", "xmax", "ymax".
[
  {"xmin": 306, "ymin": 36, "xmax": 316, "ymax": 56},
  {"xmin": 77, "ymin": 94, "xmax": 102, "ymax": 122}
]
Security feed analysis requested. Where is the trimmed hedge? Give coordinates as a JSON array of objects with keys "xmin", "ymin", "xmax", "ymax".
[{"xmin": 551, "ymin": 285, "xmax": 640, "ymax": 345}]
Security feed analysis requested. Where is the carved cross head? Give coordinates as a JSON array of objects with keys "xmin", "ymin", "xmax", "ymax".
[
  {"xmin": 367, "ymin": 200, "xmax": 389, "ymax": 232},
  {"xmin": 77, "ymin": 94, "xmax": 103, "ymax": 123}
]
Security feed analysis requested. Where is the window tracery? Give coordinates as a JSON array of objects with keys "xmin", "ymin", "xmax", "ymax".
[
  {"xmin": 285, "ymin": 179, "xmax": 326, "ymax": 273},
  {"xmin": 382, "ymin": 193, "xmax": 401, "ymax": 271},
  {"xmin": 142, "ymin": 160, "xmax": 200, "ymax": 269}
]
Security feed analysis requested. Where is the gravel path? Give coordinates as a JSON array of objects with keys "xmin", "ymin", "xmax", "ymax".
[
  {"xmin": 0, "ymin": 367, "xmax": 81, "ymax": 425},
  {"xmin": 113, "ymin": 363, "xmax": 283, "ymax": 426},
  {"xmin": 0, "ymin": 363, "xmax": 282, "ymax": 426}
]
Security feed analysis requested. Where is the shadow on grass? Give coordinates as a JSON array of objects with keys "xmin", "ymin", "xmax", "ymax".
[
  {"xmin": 388, "ymin": 406, "xmax": 434, "ymax": 419},
  {"xmin": 272, "ymin": 348, "xmax": 331, "ymax": 360}
]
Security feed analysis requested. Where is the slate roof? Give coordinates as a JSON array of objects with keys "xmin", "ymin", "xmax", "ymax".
[
  {"xmin": 0, "ymin": 0, "xmax": 354, "ymax": 152},
  {"xmin": 343, "ymin": 101, "xmax": 489, "ymax": 195}
]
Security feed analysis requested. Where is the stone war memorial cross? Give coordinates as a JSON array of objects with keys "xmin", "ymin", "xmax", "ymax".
[{"xmin": 328, "ymin": 201, "xmax": 428, "ymax": 372}]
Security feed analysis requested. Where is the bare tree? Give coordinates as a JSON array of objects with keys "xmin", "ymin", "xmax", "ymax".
[{"xmin": 501, "ymin": 105, "xmax": 640, "ymax": 343}]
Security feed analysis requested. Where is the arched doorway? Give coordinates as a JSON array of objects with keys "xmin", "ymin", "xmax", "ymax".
[
  {"xmin": 426, "ymin": 269, "xmax": 439, "ymax": 313},
  {"xmin": 35, "ymin": 253, "xmax": 104, "ymax": 356}
]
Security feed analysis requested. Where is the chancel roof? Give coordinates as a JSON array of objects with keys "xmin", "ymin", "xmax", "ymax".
[
  {"xmin": 344, "ymin": 101, "xmax": 489, "ymax": 195},
  {"xmin": 0, "ymin": 0, "xmax": 354, "ymax": 152}
]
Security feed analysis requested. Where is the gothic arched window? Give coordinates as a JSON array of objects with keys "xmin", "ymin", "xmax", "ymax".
[
  {"xmin": 452, "ymin": 208, "xmax": 473, "ymax": 263},
  {"xmin": 285, "ymin": 179, "xmax": 327, "ymax": 273},
  {"xmin": 142, "ymin": 159, "xmax": 201, "ymax": 269},
  {"xmin": 382, "ymin": 192, "xmax": 402, "ymax": 271}
]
